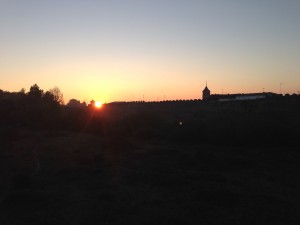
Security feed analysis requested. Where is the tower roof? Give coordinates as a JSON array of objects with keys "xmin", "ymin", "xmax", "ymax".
[{"xmin": 203, "ymin": 86, "xmax": 210, "ymax": 92}]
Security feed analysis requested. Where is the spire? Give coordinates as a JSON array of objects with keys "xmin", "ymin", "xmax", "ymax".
[{"xmin": 202, "ymin": 81, "xmax": 211, "ymax": 100}]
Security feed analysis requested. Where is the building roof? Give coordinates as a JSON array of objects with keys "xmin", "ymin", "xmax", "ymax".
[
  {"xmin": 203, "ymin": 86, "xmax": 210, "ymax": 92},
  {"xmin": 207, "ymin": 92, "xmax": 278, "ymax": 101}
]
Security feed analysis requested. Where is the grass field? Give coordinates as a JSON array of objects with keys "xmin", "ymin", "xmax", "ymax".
[{"xmin": 1, "ymin": 128, "xmax": 299, "ymax": 225}]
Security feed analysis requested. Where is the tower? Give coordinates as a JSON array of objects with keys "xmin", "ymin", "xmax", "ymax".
[{"xmin": 202, "ymin": 82, "xmax": 210, "ymax": 100}]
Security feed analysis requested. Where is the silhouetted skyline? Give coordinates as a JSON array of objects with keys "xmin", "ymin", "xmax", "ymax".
[{"xmin": 1, "ymin": 0, "xmax": 299, "ymax": 102}]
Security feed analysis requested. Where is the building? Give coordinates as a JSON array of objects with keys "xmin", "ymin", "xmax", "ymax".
[
  {"xmin": 202, "ymin": 84, "xmax": 277, "ymax": 101},
  {"xmin": 210, "ymin": 93, "xmax": 267, "ymax": 101},
  {"xmin": 202, "ymin": 84, "xmax": 211, "ymax": 100}
]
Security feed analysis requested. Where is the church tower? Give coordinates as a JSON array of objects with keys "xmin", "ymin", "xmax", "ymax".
[{"xmin": 202, "ymin": 82, "xmax": 210, "ymax": 100}]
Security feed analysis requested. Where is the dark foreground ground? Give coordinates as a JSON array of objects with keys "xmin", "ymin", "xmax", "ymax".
[{"xmin": 1, "ymin": 129, "xmax": 299, "ymax": 225}]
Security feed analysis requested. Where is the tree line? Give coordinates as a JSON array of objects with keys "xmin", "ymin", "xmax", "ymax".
[
  {"xmin": 0, "ymin": 84, "xmax": 100, "ymax": 131},
  {"xmin": 1, "ymin": 83, "xmax": 300, "ymax": 147}
]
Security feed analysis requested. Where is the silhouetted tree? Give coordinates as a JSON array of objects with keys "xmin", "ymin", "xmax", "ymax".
[
  {"xmin": 89, "ymin": 100, "xmax": 95, "ymax": 107},
  {"xmin": 28, "ymin": 84, "xmax": 43, "ymax": 99},
  {"xmin": 19, "ymin": 88, "xmax": 26, "ymax": 94},
  {"xmin": 67, "ymin": 99, "xmax": 81, "ymax": 108},
  {"xmin": 43, "ymin": 91, "xmax": 55, "ymax": 104},
  {"xmin": 49, "ymin": 87, "xmax": 64, "ymax": 105}
]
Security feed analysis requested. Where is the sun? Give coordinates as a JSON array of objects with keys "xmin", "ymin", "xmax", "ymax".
[{"xmin": 95, "ymin": 101, "xmax": 102, "ymax": 108}]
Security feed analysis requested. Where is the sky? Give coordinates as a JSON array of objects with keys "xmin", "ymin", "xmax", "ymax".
[{"xmin": 0, "ymin": 0, "xmax": 299, "ymax": 102}]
